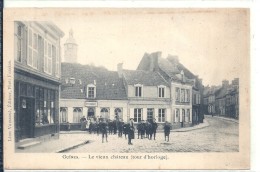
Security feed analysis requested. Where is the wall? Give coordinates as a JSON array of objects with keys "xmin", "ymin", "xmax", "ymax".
[
  {"xmin": 60, "ymin": 99, "xmax": 128, "ymax": 123},
  {"xmin": 127, "ymin": 85, "xmax": 170, "ymax": 99}
]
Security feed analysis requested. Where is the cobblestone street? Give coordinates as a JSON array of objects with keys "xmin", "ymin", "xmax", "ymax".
[{"xmin": 67, "ymin": 116, "xmax": 238, "ymax": 153}]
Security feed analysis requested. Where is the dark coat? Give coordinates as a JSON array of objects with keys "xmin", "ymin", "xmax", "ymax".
[
  {"xmin": 151, "ymin": 122, "xmax": 158, "ymax": 132},
  {"xmin": 128, "ymin": 121, "xmax": 135, "ymax": 139},
  {"xmin": 123, "ymin": 123, "xmax": 129, "ymax": 134},
  {"xmin": 164, "ymin": 124, "xmax": 171, "ymax": 136},
  {"xmin": 146, "ymin": 123, "xmax": 153, "ymax": 135},
  {"xmin": 100, "ymin": 122, "xmax": 108, "ymax": 134},
  {"xmin": 118, "ymin": 122, "xmax": 124, "ymax": 131}
]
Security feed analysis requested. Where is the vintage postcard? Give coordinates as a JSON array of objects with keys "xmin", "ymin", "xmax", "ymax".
[{"xmin": 3, "ymin": 8, "xmax": 250, "ymax": 170}]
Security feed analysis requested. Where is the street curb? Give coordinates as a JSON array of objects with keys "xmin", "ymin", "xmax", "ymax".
[
  {"xmin": 56, "ymin": 140, "xmax": 90, "ymax": 153},
  {"xmin": 172, "ymin": 120, "xmax": 209, "ymax": 132},
  {"xmin": 213, "ymin": 116, "xmax": 239, "ymax": 124}
]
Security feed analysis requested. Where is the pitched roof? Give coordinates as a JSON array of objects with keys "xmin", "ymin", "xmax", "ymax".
[
  {"xmin": 61, "ymin": 63, "xmax": 127, "ymax": 100},
  {"xmin": 123, "ymin": 69, "xmax": 169, "ymax": 86},
  {"xmin": 158, "ymin": 57, "xmax": 180, "ymax": 78},
  {"xmin": 216, "ymin": 87, "xmax": 228, "ymax": 99},
  {"xmin": 137, "ymin": 52, "xmax": 195, "ymax": 85},
  {"xmin": 203, "ymin": 86, "xmax": 222, "ymax": 97}
]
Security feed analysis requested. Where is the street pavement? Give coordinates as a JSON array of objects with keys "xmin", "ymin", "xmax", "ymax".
[{"xmin": 16, "ymin": 116, "xmax": 238, "ymax": 153}]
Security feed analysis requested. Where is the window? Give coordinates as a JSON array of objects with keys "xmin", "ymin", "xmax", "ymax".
[
  {"xmin": 187, "ymin": 89, "xmax": 190, "ymax": 102},
  {"xmin": 73, "ymin": 107, "xmax": 82, "ymax": 123},
  {"xmin": 15, "ymin": 24, "xmax": 22, "ymax": 62},
  {"xmin": 175, "ymin": 88, "xmax": 180, "ymax": 101},
  {"xmin": 175, "ymin": 109, "xmax": 180, "ymax": 122},
  {"xmin": 35, "ymin": 87, "xmax": 56, "ymax": 126},
  {"xmin": 70, "ymin": 78, "xmax": 75, "ymax": 84},
  {"xmin": 27, "ymin": 28, "xmax": 38, "ymax": 69},
  {"xmin": 186, "ymin": 109, "xmax": 191, "ymax": 122},
  {"xmin": 87, "ymin": 85, "xmax": 96, "ymax": 98},
  {"xmin": 180, "ymin": 89, "xmax": 185, "ymax": 102},
  {"xmin": 52, "ymin": 45, "xmax": 58, "ymax": 77},
  {"xmin": 147, "ymin": 108, "xmax": 154, "ymax": 123},
  {"xmin": 181, "ymin": 109, "xmax": 185, "ymax": 122},
  {"xmin": 158, "ymin": 109, "xmax": 166, "ymax": 122},
  {"xmin": 101, "ymin": 108, "xmax": 109, "ymax": 119},
  {"xmin": 134, "ymin": 108, "xmax": 142, "ymax": 123},
  {"xmin": 114, "ymin": 108, "xmax": 122, "ymax": 120},
  {"xmin": 135, "ymin": 85, "xmax": 142, "ymax": 97},
  {"xmin": 158, "ymin": 86, "xmax": 165, "ymax": 98},
  {"xmin": 60, "ymin": 107, "xmax": 68, "ymax": 123},
  {"xmin": 44, "ymin": 41, "xmax": 56, "ymax": 75}
]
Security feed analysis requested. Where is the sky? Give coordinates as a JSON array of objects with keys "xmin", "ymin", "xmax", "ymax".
[{"xmin": 54, "ymin": 9, "xmax": 249, "ymax": 86}]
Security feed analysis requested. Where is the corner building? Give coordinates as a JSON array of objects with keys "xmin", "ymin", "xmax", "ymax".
[{"xmin": 14, "ymin": 21, "xmax": 64, "ymax": 142}]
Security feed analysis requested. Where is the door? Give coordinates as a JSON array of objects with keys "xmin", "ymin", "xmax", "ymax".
[
  {"xmin": 20, "ymin": 98, "xmax": 34, "ymax": 139},
  {"xmin": 87, "ymin": 107, "xmax": 95, "ymax": 120}
]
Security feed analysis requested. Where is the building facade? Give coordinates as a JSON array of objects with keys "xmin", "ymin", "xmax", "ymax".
[
  {"xmin": 137, "ymin": 52, "xmax": 203, "ymax": 126},
  {"xmin": 60, "ymin": 63, "xmax": 128, "ymax": 130},
  {"xmin": 204, "ymin": 78, "xmax": 239, "ymax": 119},
  {"xmin": 120, "ymin": 66, "xmax": 172, "ymax": 129},
  {"xmin": 60, "ymin": 51, "xmax": 202, "ymax": 130},
  {"xmin": 14, "ymin": 21, "xmax": 64, "ymax": 142}
]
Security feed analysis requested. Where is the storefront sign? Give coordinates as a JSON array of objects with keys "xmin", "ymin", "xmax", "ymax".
[{"xmin": 85, "ymin": 101, "xmax": 98, "ymax": 107}]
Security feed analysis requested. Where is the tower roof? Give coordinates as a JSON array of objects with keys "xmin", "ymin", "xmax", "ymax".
[{"xmin": 65, "ymin": 29, "xmax": 77, "ymax": 45}]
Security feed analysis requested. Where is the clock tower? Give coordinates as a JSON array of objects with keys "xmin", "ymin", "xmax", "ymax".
[{"xmin": 64, "ymin": 29, "xmax": 78, "ymax": 63}]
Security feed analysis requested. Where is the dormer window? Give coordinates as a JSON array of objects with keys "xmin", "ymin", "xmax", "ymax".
[
  {"xmin": 181, "ymin": 70, "xmax": 184, "ymax": 81},
  {"xmin": 87, "ymin": 84, "xmax": 96, "ymax": 98},
  {"xmin": 158, "ymin": 85, "xmax": 166, "ymax": 98},
  {"xmin": 134, "ymin": 84, "xmax": 143, "ymax": 97},
  {"xmin": 70, "ymin": 78, "xmax": 75, "ymax": 84}
]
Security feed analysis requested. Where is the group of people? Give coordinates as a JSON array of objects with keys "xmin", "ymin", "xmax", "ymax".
[{"xmin": 80, "ymin": 116, "xmax": 172, "ymax": 144}]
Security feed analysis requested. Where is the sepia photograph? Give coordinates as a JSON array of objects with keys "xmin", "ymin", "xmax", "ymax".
[{"xmin": 3, "ymin": 8, "xmax": 250, "ymax": 170}]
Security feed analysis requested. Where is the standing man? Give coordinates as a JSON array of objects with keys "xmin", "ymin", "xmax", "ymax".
[
  {"xmin": 100, "ymin": 118, "xmax": 108, "ymax": 143},
  {"xmin": 151, "ymin": 118, "xmax": 158, "ymax": 140},
  {"xmin": 118, "ymin": 119, "xmax": 123, "ymax": 138},
  {"xmin": 128, "ymin": 118, "xmax": 135, "ymax": 145}
]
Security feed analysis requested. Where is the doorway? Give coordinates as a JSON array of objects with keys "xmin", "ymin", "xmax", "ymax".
[
  {"xmin": 20, "ymin": 97, "xmax": 34, "ymax": 139},
  {"xmin": 87, "ymin": 107, "xmax": 95, "ymax": 120}
]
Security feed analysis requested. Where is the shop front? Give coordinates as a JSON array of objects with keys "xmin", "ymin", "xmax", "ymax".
[{"xmin": 14, "ymin": 71, "xmax": 59, "ymax": 142}]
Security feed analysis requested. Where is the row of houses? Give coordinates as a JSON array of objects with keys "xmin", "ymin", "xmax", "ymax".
[
  {"xmin": 60, "ymin": 52, "xmax": 204, "ymax": 130},
  {"xmin": 13, "ymin": 21, "xmax": 205, "ymax": 142},
  {"xmin": 203, "ymin": 78, "xmax": 239, "ymax": 119}
]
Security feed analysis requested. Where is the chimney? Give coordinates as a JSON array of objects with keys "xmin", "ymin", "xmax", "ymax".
[
  {"xmin": 117, "ymin": 63, "xmax": 123, "ymax": 78},
  {"xmin": 167, "ymin": 55, "xmax": 179, "ymax": 64},
  {"xmin": 222, "ymin": 80, "xmax": 229, "ymax": 87},
  {"xmin": 198, "ymin": 78, "xmax": 203, "ymax": 84},
  {"xmin": 149, "ymin": 51, "xmax": 161, "ymax": 72},
  {"xmin": 232, "ymin": 78, "xmax": 239, "ymax": 86},
  {"xmin": 167, "ymin": 55, "xmax": 179, "ymax": 73}
]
